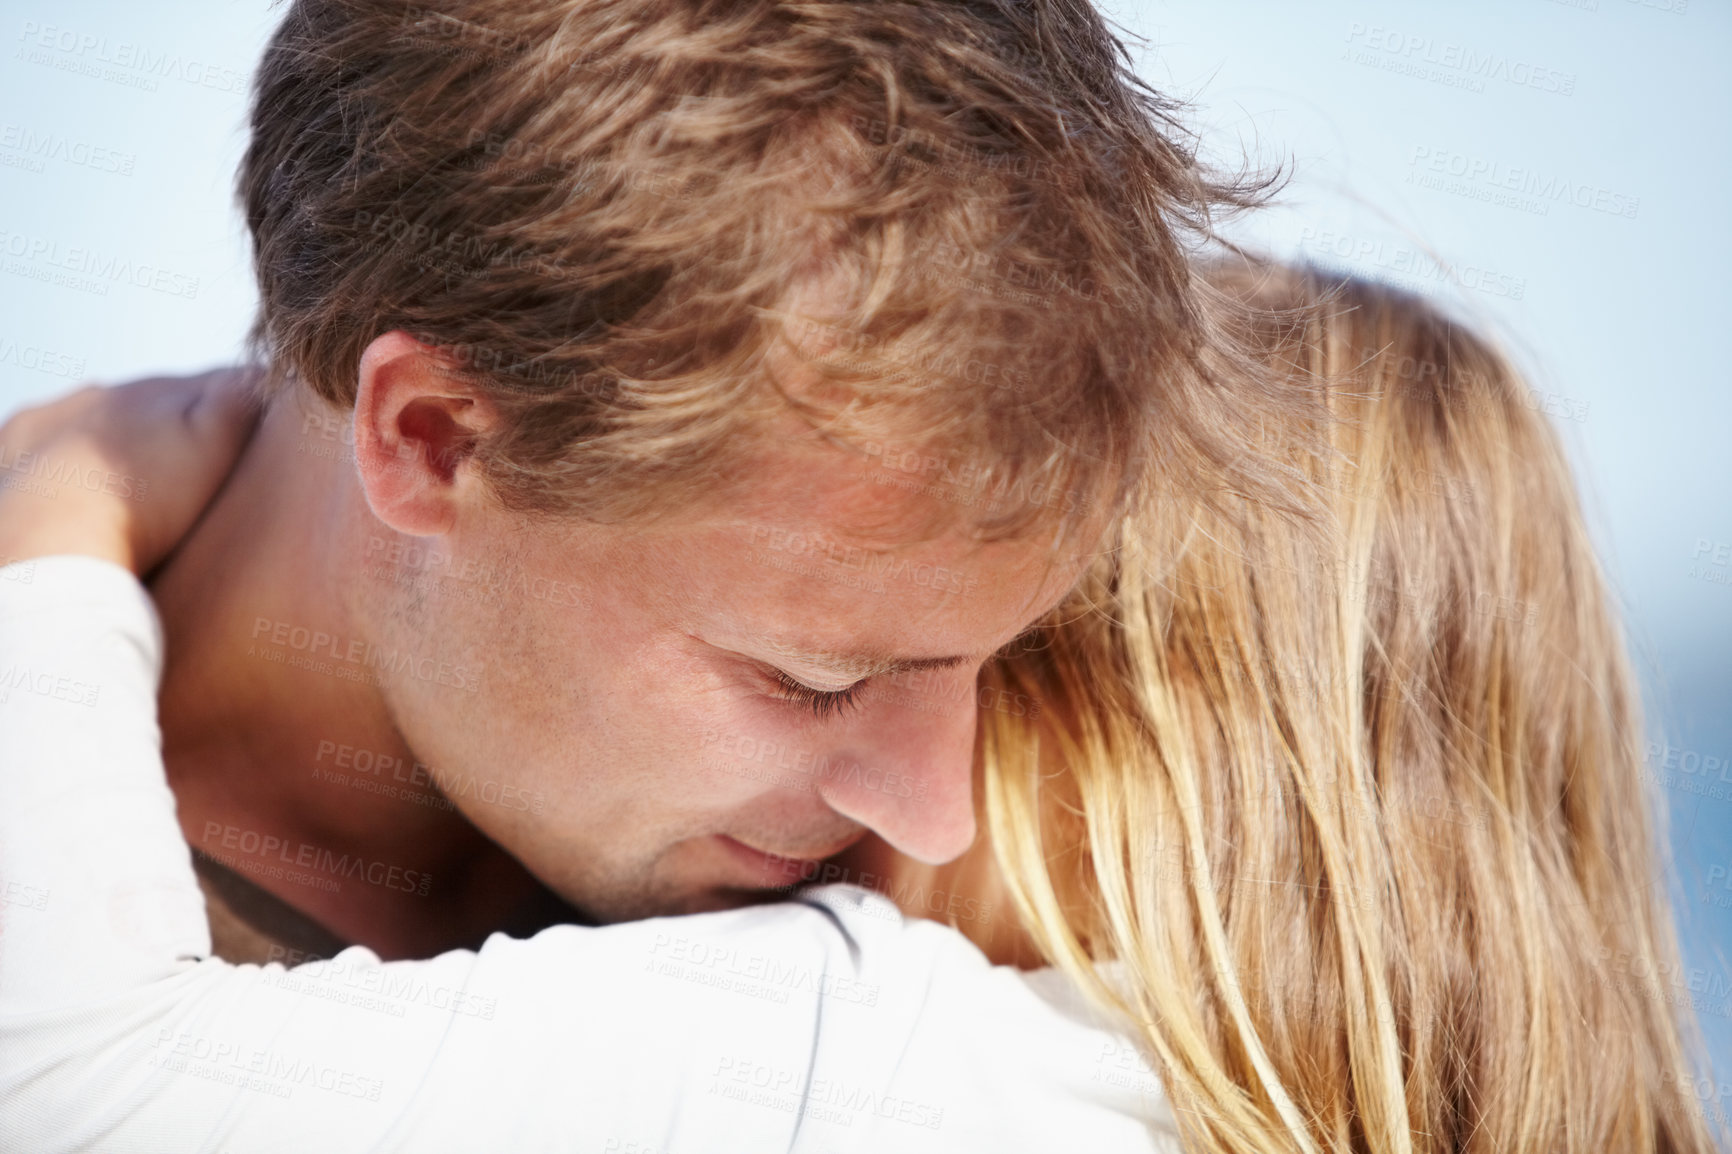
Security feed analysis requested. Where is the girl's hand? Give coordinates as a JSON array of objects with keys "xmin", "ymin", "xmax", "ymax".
[{"xmin": 0, "ymin": 367, "xmax": 263, "ymax": 577}]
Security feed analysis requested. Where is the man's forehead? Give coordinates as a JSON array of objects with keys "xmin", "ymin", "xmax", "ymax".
[
  {"xmin": 683, "ymin": 524, "xmax": 1089, "ymax": 681},
  {"xmin": 604, "ymin": 407, "xmax": 1100, "ymax": 667},
  {"xmin": 723, "ymin": 434, "xmax": 963, "ymax": 550}
]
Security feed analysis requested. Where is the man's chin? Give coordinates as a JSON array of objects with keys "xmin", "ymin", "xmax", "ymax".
[
  {"xmin": 666, "ymin": 884, "xmax": 793, "ymax": 917},
  {"xmin": 551, "ymin": 833, "xmax": 842, "ymax": 924},
  {"xmin": 585, "ymin": 880, "xmax": 793, "ymax": 914},
  {"xmin": 563, "ymin": 879, "xmax": 794, "ymax": 925}
]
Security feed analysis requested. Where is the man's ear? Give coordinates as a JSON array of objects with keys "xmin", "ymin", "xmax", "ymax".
[{"xmin": 352, "ymin": 331, "xmax": 496, "ymax": 537}]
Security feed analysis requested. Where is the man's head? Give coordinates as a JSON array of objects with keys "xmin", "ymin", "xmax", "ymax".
[
  {"xmin": 239, "ymin": 0, "xmax": 1280, "ymax": 919},
  {"xmin": 335, "ymin": 328, "xmax": 1108, "ymax": 919}
]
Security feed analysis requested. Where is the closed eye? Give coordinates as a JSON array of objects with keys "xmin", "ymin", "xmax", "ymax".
[{"xmin": 767, "ymin": 668, "xmax": 867, "ymax": 721}]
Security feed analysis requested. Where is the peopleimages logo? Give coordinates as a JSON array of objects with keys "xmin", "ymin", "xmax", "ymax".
[
  {"xmin": 14, "ymin": 21, "xmax": 248, "ymax": 95},
  {"xmin": 313, "ymin": 739, "xmax": 547, "ymax": 815},
  {"xmin": 149, "ymin": 1028, "xmax": 384, "ymax": 1102},
  {"xmin": 0, "ymin": 442, "xmax": 150, "ymax": 499},
  {"xmin": 1689, "ymin": 539, "xmax": 1731, "ymax": 588},
  {"xmin": 0, "ymin": 335, "xmax": 87, "ymax": 378},
  {"xmin": 0, "ymin": 227, "xmax": 200, "ymax": 299},
  {"xmin": 247, "ymin": 616, "xmax": 483, "ymax": 694},
  {"xmin": 200, "ymin": 821, "xmax": 433, "ymax": 897},
  {"xmin": 0, "ymin": 663, "xmax": 101, "ymax": 708},
  {"xmin": 1408, "ymin": 146, "xmax": 1640, "ymax": 220},
  {"xmin": 1343, "ymin": 23, "xmax": 1577, "ymax": 95},
  {"xmin": 0, "ymin": 559, "xmax": 36, "ymax": 584},
  {"xmin": 701, "ymin": 728, "xmax": 930, "ymax": 800},
  {"xmin": 0, "ymin": 122, "xmax": 135, "ymax": 175},
  {"xmin": 1295, "ymin": 226, "xmax": 1527, "ymax": 301}
]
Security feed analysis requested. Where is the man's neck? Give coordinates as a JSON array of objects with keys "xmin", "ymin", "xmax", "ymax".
[{"xmin": 148, "ymin": 391, "xmax": 571, "ymax": 960}]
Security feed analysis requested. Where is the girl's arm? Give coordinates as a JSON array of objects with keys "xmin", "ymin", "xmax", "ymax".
[{"xmin": 0, "ymin": 554, "xmax": 1177, "ymax": 1153}]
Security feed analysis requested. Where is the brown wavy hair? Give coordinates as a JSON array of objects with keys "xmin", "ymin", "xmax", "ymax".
[
  {"xmin": 973, "ymin": 259, "xmax": 1727, "ymax": 1152},
  {"xmin": 238, "ymin": 0, "xmax": 1297, "ymax": 539}
]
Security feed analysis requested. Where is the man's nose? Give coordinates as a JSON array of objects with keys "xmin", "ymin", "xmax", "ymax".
[{"xmin": 815, "ymin": 683, "xmax": 978, "ymax": 865}]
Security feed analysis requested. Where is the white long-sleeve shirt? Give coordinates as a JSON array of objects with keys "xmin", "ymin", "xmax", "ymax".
[{"xmin": 0, "ymin": 555, "xmax": 1181, "ymax": 1154}]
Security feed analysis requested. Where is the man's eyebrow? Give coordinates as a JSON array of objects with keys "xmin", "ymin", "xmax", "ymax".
[{"xmin": 760, "ymin": 640, "xmax": 971, "ymax": 682}]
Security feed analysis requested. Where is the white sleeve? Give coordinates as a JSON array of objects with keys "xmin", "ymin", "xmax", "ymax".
[{"xmin": 0, "ymin": 556, "xmax": 1182, "ymax": 1154}]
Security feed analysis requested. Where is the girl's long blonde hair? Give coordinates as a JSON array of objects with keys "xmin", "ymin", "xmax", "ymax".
[{"xmin": 979, "ymin": 259, "xmax": 1724, "ymax": 1153}]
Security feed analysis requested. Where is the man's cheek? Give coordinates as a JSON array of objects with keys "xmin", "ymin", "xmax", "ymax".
[
  {"xmin": 690, "ymin": 700, "xmax": 809, "ymax": 802},
  {"xmin": 691, "ymin": 696, "xmax": 878, "ymax": 813}
]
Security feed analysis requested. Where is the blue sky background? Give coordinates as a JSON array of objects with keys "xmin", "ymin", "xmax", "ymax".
[{"xmin": 2, "ymin": 0, "xmax": 1727, "ymax": 1115}]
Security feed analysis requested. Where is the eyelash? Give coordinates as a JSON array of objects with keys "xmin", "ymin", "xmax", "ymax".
[{"xmin": 768, "ymin": 669, "xmax": 867, "ymax": 720}]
